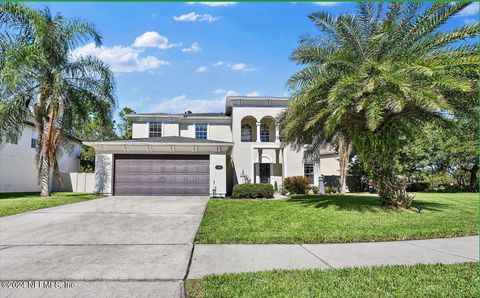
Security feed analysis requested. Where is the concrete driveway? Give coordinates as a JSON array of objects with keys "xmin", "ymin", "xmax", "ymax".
[{"xmin": 0, "ymin": 196, "xmax": 209, "ymax": 297}]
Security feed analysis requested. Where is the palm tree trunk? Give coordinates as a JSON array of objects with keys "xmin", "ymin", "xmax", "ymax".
[
  {"xmin": 338, "ymin": 137, "xmax": 352, "ymax": 194},
  {"xmin": 40, "ymin": 152, "xmax": 50, "ymax": 196}
]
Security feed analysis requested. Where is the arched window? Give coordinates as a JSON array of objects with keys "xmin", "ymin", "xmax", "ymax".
[
  {"xmin": 260, "ymin": 124, "xmax": 270, "ymax": 142},
  {"xmin": 241, "ymin": 124, "xmax": 252, "ymax": 142}
]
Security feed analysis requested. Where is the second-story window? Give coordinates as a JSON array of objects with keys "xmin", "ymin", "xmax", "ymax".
[
  {"xmin": 241, "ymin": 124, "xmax": 253, "ymax": 142},
  {"xmin": 260, "ymin": 124, "xmax": 270, "ymax": 142},
  {"xmin": 195, "ymin": 123, "xmax": 208, "ymax": 140},
  {"xmin": 31, "ymin": 131, "xmax": 37, "ymax": 148},
  {"xmin": 149, "ymin": 122, "xmax": 162, "ymax": 138}
]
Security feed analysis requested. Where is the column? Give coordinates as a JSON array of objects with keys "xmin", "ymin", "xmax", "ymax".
[
  {"xmin": 275, "ymin": 124, "xmax": 280, "ymax": 143},
  {"xmin": 256, "ymin": 121, "xmax": 261, "ymax": 142}
]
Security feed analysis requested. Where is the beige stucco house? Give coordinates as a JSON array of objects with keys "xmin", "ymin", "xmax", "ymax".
[
  {"xmin": 0, "ymin": 122, "xmax": 81, "ymax": 192},
  {"xmin": 84, "ymin": 96, "xmax": 340, "ymax": 196}
]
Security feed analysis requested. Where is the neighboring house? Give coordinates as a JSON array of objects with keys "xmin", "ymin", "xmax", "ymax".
[
  {"xmin": 84, "ymin": 96, "xmax": 340, "ymax": 196},
  {"xmin": 0, "ymin": 122, "xmax": 81, "ymax": 192}
]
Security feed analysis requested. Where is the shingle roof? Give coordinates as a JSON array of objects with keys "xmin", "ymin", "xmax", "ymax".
[{"xmin": 92, "ymin": 136, "xmax": 232, "ymax": 144}]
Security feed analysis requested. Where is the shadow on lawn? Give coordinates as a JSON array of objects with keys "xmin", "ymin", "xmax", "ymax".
[
  {"xmin": 0, "ymin": 192, "xmax": 94, "ymax": 200},
  {"xmin": 287, "ymin": 195, "xmax": 449, "ymax": 212}
]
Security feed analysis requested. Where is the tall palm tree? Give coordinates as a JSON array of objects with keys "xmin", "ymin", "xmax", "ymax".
[
  {"xmin": 0, "ymin": 3, "xmax": 116, "ymax": 196},
  {"xmin": 281, "ymin": 2, "xmax": 478, "ymax": 207}
]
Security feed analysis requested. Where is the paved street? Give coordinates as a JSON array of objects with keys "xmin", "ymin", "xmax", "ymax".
[{"xmin": 0, "ymin": 196, "xmax": 209, "ymax": 297}]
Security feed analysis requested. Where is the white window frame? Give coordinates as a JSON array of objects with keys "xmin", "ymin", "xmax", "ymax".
[
  {"xmin": 149, "ymin": 121, "xmax": 163, "ymax": 138},
  {"xmin": 195, "ymin": 123, "xmax": 208, "ymax": 140}
]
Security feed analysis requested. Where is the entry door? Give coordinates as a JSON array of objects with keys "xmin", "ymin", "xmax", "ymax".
[
  {"xmin": 114, "ymin": 155, "xmax": 210, "ymax": 195},
  {"xmin": 259, "ymin": 164, "xmax": 270, "ymax": 184}
]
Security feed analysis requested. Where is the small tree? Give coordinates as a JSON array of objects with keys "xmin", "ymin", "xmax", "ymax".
[{"xmin": 117, "ymin": 107, "xmax": 135, "ymax": 139}]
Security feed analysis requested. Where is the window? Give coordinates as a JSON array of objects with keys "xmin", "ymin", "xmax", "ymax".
[
  {"xmin": 31, "ymin": 131, "xmax": 37, "ymax": 148},
  {"xmin": 260, "ymin": 124, "xmax": 270, "ymax": 142},
  {"xmin": 241, "ymin": 124, "xmax": 252, "ymax": 142},
  {"xmin": 304, "ymin": 163, "xmax": 314, "ymax": 184},
  {"xmin": 195, "ymin": 123, "xmax": 208, "ymax": 140},
  {"xmin": 149, "ymin": 122, "xmax": 162, "ymax": 138}
]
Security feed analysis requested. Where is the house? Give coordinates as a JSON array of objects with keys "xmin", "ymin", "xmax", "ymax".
[
  {"xmin": 84, "ymin": 96, "xmax": 340, "ymax": 196},
  {"xmin": 0, "ymin": 122, "xmax": 81, "ymax": 192}
]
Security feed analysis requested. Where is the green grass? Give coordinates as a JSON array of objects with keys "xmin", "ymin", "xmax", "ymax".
[
  {"xmin": 195, "ymin": 192, "xmax": 478, "ymax": 244},
  {"xmin": 186, "ymin": 263, "xmax": 478, "ymax": 298},
  {"xmin": 0, "ymin": 192, "xmax": 103, "ymax": 217}
]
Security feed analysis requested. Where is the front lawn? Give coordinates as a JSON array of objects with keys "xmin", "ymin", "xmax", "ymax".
[
  {"xmin": 0, "ymin": 192, "xmax": 103, "ymax": 217},
  {"xmin": 195, "ymin": 193, "xmax": 478, "ymax": 244},
  {"xmin": 186, "ymin": 263, "xmax": 478, "ymax": 297}
]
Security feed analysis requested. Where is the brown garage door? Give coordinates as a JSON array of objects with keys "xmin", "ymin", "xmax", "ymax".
[{"xmin": 114, "ymin": 155, "xmax": 209, "ymax": 195}]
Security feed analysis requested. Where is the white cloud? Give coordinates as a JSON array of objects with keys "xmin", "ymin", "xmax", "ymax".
[
  {"xmin": 246, "ymin": 91, "xmax": 261, "ymax": 97},
  {"xmin": 195, "ymin": 66, "xmax": 208, "ymax": 73},
  {"xmin": 173, "ymin": 12, "xmax": 219, "ymax": 23},
  {"xmin": 230, "ymin": 63, "xmax": 256, "ymax": 72},
  {"xmin": 182, "ymin": 42, "xmax": 202, "ymax": 53},
  {"xmin": 225, "ymin": 90, "xmax": 239, "ymax": 97},
  {"xmin": 212, "ymin": 61, "xmax": 225, "ymax": 67},
  {"xmin": 314, "ymin": 2, "xmax": 341, "ymax": 6},
  {"xmin": 152, "ymin": 94, "xmax": 225, "ymax": 113},
  {"xmin": 71, "ymin": 42, "xmax": 169, "ymax": 73},
  {"xmin": 133, "ymin": 31, "xmax": 180, "ymax": 49},
  {"xmin": 188, "ymin": 2, "xmax": 237, "ymax": 7},
  {"xmin": 457, "ymin": 2, "xmax": 479, "ymax": 17},
  {"xmin": 212, "ymin": 61, "xmax": 256, "ymax": 72},
  {"xmin": 212, "ymin": 88, "xmax": 226, "ymax": 94}
]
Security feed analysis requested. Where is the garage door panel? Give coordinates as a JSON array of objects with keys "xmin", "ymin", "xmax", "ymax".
[{"xmin": 114, "ymin": 155, "xmax": 210, "ymax": 196}]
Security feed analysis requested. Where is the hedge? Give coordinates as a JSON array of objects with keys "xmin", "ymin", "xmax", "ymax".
[{"xmin": 233, "ymin": 183, "xmax": 274, "ymax": 199}]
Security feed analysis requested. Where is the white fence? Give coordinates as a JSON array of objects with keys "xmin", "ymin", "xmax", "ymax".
[{"xmin": 52, "ymin": 172, "xmax": 95, "ymax": 193}]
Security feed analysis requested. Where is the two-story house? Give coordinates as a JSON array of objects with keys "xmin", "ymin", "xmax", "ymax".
[
  {"xmin": 84, "ymin": 96, "xmax": 340, "ymax": 196},
  {"xmin": 0, "ymin": 121, "xmax": 81, "ymax": 192}
]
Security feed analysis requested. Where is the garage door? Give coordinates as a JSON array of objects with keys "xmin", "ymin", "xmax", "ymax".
[{"xmin": 114, "ymin": 155, "xmax": 209, "ymax": 195}]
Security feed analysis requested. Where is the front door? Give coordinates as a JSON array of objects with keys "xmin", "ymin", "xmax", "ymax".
[{"xmin": 259, "ymin": 164, "xmax": 270, "ymax": 184}]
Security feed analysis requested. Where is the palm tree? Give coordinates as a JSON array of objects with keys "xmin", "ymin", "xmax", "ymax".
[
  {"xmin": 0, "ymin": 3, "xmax": 116, "ymax": 196},
  {"xmin": 281, "ymin": 2, "xmax": 478, "ymax": 207}
]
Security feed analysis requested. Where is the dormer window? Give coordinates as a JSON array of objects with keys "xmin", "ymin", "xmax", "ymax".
[
  {"xmin": 149, "ymin": 122, "xmax": 162, "ymax": 138},
  {"xmin": 260, "ymin": 124, "xmax": 270, "ymax": 142},
  {"xmin": 195, "ymin": 123, "xmax": 208, "ymax": 140},
  {"xmin": 241, "ymin": 124, "xmax": 252, "ymax": 142}
]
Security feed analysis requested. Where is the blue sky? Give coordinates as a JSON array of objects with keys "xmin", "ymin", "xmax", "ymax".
[{"xmin": 27, "ymin": 2, "xmax": 479, "ymax": 115}]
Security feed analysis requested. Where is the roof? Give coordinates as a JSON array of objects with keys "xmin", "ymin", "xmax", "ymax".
[
  {"xmin": 85, "ymin": 136, "xmax": 232, "ymax": 144},
  {"xmin": 125, "ymin": 96, "xmax": 291, "ymax": 118}
]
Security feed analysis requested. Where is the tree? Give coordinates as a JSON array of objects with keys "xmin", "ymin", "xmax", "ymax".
[
  {"xmin": 281, "ymin": 2, "xmax": 478, "ymax": 207},
  {"xmin": 77, "ymin": 114, "xmax": 116, "ymax": 173},
  {"xmin": 0, "ymin": 4, "xmax": 116, "ymax": 196},
  {"xmin": 117, "ymin": 106, "xmax": 135, "ymax": 139},
  {"xmin": 399, "ymin": 119, "xmax": 478, "ymax": 191}
]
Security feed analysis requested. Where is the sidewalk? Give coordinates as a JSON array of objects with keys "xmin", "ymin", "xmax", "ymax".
[{"xmin": 188, "ymin": 236, "xmax": 478, "ymax": 278}]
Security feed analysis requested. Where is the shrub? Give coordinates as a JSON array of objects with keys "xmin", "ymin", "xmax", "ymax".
[
  {"xmin": 233, "ymin": 183, "xmax": 274, "ymax": 199},
  {"xmin": 406, "ymin": 182, "xmax": 430, "ymax": 192},
  {"xmin": 284, "ymin": 176, "xmax": 311, "ymax": 194},
  {"xmin": 312, "ymin": 185, "xmax": 319, "ymax": 194},
  {"xmin": 274, "ymin": 181, "xmax": 278, "ymax": 192}
]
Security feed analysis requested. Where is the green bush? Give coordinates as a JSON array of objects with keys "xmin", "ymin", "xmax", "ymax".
[
  {"xmin": 312, "ymin": 185, "xmax": 319, "ymax": 194},
  {"xmin": 233, "ymin": 183, "xmax": 274, "ymax": 199},
  {"xmin": 284, "ymin": 176, "xmax": 311, "ymax": 194}
]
